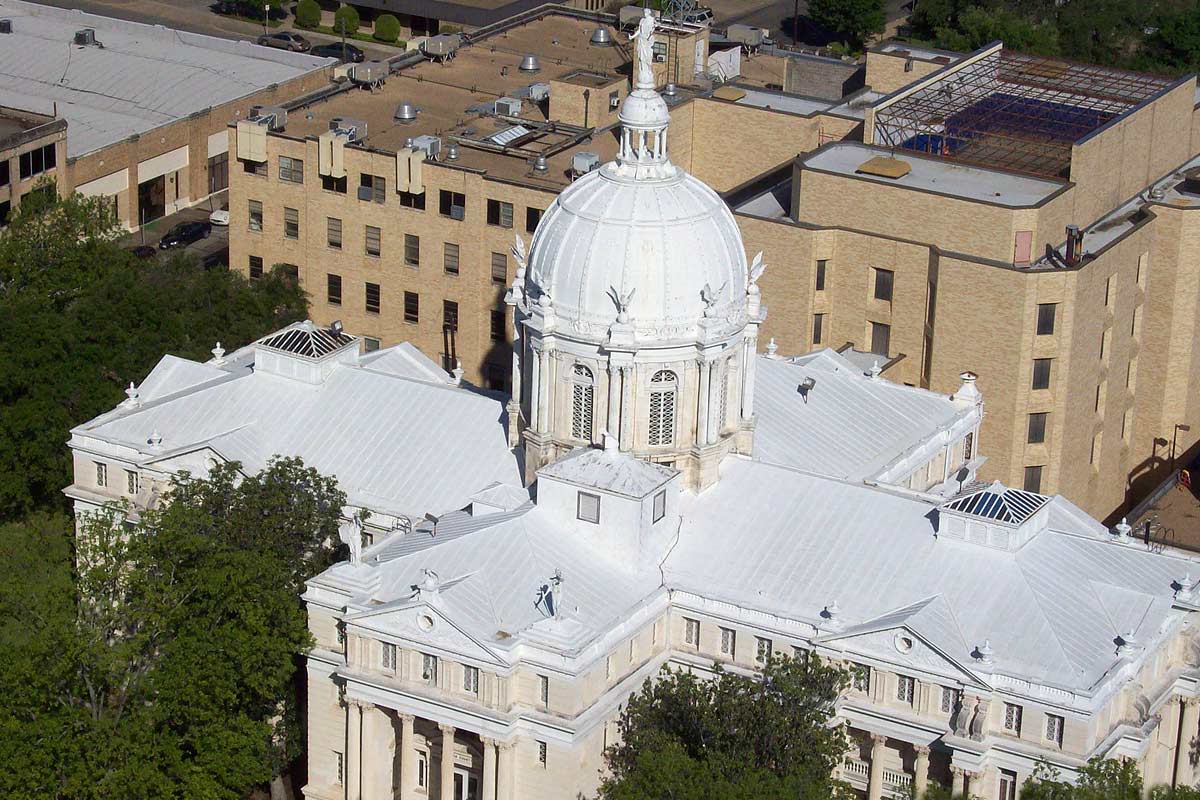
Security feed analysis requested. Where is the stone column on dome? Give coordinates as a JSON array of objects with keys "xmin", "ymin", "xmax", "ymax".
[
  {"xmin": 481, "ymin": 738, "xmax": 498, "ymax": 800},
  {"xmin": 439, "ymin": 724, "xmax": 456, "ymax": 800},
  {"xmin": 696, "ymin": 360, "xmax": 711, "ymax": 446},
  {"xmin": 398, "ymin": 714, "xmax": 416, "ymax": 800},
  {"xmin": 619, "ymin": 366, "xmax": 634, "ymax": 451},
  {"xmin": 607, "ymin": 362, "xmax": 622, "ymax": 443},
  {"xmin": 346, "ymin": 700, "xmax": 363, "ymax": 800}
]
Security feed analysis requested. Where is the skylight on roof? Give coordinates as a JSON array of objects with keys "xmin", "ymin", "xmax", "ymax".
[
  {"xmin": 942, "ymin": 481, "xmax": 1049, "ymax": 524},
  {"xmin": 258, "ymin": 324, "xmax": 355, "ymax": 359}
]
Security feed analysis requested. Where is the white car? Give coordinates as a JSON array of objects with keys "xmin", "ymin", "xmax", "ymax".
[{"xmin": 209, "ymin": 209, "xmax": 230, "ymax": 226}]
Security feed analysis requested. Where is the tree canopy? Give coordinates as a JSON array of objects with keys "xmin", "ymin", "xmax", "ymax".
[
  {"xmin": 597, "ymin": 652, "xmax": 854, "ymax": 800},
  {"xmin": 808, "ymin": 0, "xmax": 887, "ymax": 48},
  {"xmin": 0, "ymin": 459, "xmax": 345, "ymax": 800},
  {"xmin": 0, "ymin": 186, "xmax": 306, "ymax": 521}
]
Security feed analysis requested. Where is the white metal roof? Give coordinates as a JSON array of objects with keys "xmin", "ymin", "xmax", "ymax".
[{"xmin": 0, "ymin": 0, "xmax": 330, "ymax": 157}]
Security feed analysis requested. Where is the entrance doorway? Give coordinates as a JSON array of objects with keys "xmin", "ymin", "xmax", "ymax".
[
  {"xmin": 137, "ymin": 175, "xmax": 166, "ymax": 224},
  {"xmin": 453, "ymin": 768, "xmax": 479, "ymax": 800}
]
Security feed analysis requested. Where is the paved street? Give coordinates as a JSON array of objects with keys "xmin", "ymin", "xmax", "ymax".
[{"xmin": 124, "ymin": 191, "xmax": 230, "ymax": 268}]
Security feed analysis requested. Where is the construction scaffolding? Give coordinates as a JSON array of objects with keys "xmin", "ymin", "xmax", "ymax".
[{"xmin": 872, "ymin": 47, "xmax": 1175, "ymax": 178}]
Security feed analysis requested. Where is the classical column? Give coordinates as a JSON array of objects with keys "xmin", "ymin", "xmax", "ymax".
[
  {"xmin": 398, "ymin": 714, "xmax": 416, "ymax": 800},
  {"xmin": 607, "ymin": 363, "xmax": 622, "ymax": 442},
  {"xmin": 439, "ymin": 724, "xmax": 457, "ymax": 800},
  {"xmin": 914, "ymin": 745, "xmax": 930, "ymax": 798},
  {"xmin": 537, "ymin": 349, "xmax": 551, "ymax": 433},
  {"xmin": 696, "ymin": 360, "xmax": 711, "ymax": 446},
  {"xmin": 951, "ymin": 766, "xmax": 966, "ymax": 798},
  {"xmin": 362, "ymin": 704, "xmax": 395, "ymax": 800},
  {"xmin": 740, "ymin": 333, "xmax": 758, "ymax": 421},
  {"xmin": 1176, "ymin": 698, "xmax": 1200, "ymax": 787},
  {"xmin": 965, "ymin": 771, "xmax": 981, "ymax": 800},
  {"xmin": 529, "ymin": 346, "xmax": 542, "ymax": 431},
  {"xmin": 481, "ymin": 738, "xmax": 498, "ymax": 800},
  {"xmin": 510, "ymin": 323, "xmax": 522, "ymax": 403},
  {"xmin": 497, "ymin": 741, "xmax": 516, "ymax": 800},
  {"xmin": 867, "ymin": 734, "xmax": 886, "ymax": 800},
  {"xmin": 618, "ymin": 366, "xmax": 634, "ymax": 451},
  {"xmin": 346, "ymin": 700, "xmax": 364, "ymax": 800}
]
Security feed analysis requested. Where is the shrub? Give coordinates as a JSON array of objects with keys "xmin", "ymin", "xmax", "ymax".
[
  {"xmin": 294, "ymin": 0, "xmax": 321, "ymax": 28},
  {"xmin": 374, "ymin": 13, "xmax": 401, "ymax": 42},
  {"xmin": 333, "ymin": 4, "xmax": 359, "ymax": 35}
]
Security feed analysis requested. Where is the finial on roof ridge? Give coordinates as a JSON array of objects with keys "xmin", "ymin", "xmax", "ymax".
[
  {"xmin": 1113, "ymin": 517, "xmax": 1132, "ymax": 541},
  {"xmin": 123, "ymin": 381, "xmax": 141, "ymax": 408},
  {"xmin": 452, "ymin": 359, "xmax": 465, "ymax": 386},
  {"xmin": 148, "ymin": 429, "xmax": 163, "ymax": 450},
  {"xmin": 211, "ymin": 342, "xmax": 226, "ymax": 365},
  {"xmin": 766, "ymin": 338, "xmax": 778, "ymax": 358}
]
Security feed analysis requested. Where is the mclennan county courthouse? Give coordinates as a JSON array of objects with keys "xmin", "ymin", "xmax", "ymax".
[{"xmin": 69, "ymin": 37, "xmax": 1200, "ymax": 800}]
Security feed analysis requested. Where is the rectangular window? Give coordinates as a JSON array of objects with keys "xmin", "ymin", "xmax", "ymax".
[
  {"xmin": 538, "ymin": 741, "xmax": 547, "ymax": 768},
  {"xmin": 95, "ymin": 462, "xmax": 107, "ymax": 488},
  {"xmin": 381, "ymin": 642, "xmax": 396, "ymax": 670},
  {"xmin": 1100, "ymin": 328, "xmax": 1111, "ymax": 361},
  {"xmin": 939, "ymin": 686, "xmax": 960, "ymax": 714},
  {"xmin": 443, "ymin": 300, "xmax": 458, "ymax": 332},
  {"xmin": 404, "ymin": 291, "xmax": 419, "ymax": 324},
  {"xmin": 999, "ymin": 769, "xmax": 1017, "ymax": 800},
  {"xmin": 1131, "ymin": 305, "xmax": 1141, "ymax": 338},
  {"xmin": 1004, "ymin": 703, "xmax": 1023, "ymax": 734},
  {"xmin": 248, "ymin": 255, "xmax": 263, "ymax": 279},
  {"xmin": 327, "ymin": 217, "xmax": 342, "ymax": 249},
  {"xmin": 812, "ymin": 313, "xmax": 825, "ymax": 345},
  {"xmin": 283, "ymin": 207, "xmax": 299, "ymax": 239},
  {"xmin": 815, "ymin": 259, "xmax": 827, "ymax": 291},
  {"xmin": 327, "ymin": 273, "xmax": 342, "ymax": 306},
  {"xmin": 652, "ymin": 489, "xmax": 666, "ymax": 523},
  {"xmin": 1105, "ymin": 274, "xmax": 1115, "ymax": 307},
  {"xmin": 1122, "ymin": 409, "xmax": 1131, "ymax": 441},
  {"xmin": 18, "ymin": 143, "xmax": 56, "ymax": 180},
  {"xmin": 487, "ymin": 199, "xmax": 514, "ymax": 228},
  {"xmin": 873, "ymin": 268, "xmax": 894, "ymax": 302},
  {"xmin": 1045, "ymin": 714, "xmax": 1064, "ymax": 746},
  {"xmin": 0, "ymin": 160, "xmax": 8, "ymax": 188},
  {"xmin": 526, "ymin": 206, "xmax": 543, "ymax": 233},
  {"xmin": 896, "ymin": 675, "xmax": 915, "ymax": 705},
  {"xmin": 421, "ymin": 653, "xmax": 438, "ymax": 684},
  {"xmin": 359, "ymin": 173, "xmax": 385, "ymax": 203},
  {"xmin": 1032, "ymin": 358, "xmax": 1052, "ymax": 390},
  {"xmin": 851, "ymin": 663, "xmax": 870, "ymax": 692},
  {"xmin": 538, "ymin": 674, "xmax": 549, "ymax": 705},
  {"xmin": 1023, "ymin": 465, "xmax": 1043, "ymax": 493},
  {"xmin": 444, "ymin": 243, "xmax": 460, "ymax": 275},
  {"xmin": 278, "ymin": 155, "xmax": 304, "ymax": 184},
  {"xmin": 365, "ymin": 282, "xmax": 381, "ymax": 314},
  {"xmin": 439, "ymin": 190, "xmax": 466, "ymax": 220},
  {"xmin": 244, "ymin": 158, "xmax": 267, "ymax": 177},
  {"xmin": 755, "ymin": 636, "xmax": 772, "ymax": 666},
  {"xmin": 399, "ymin": 190, "xmax": 425, "ymax": 209},
  {"xmin": 404, "ymin": 234, "xmax": 420, "ymax": 267},
  {"xmin": 1027, "ymin": 412, "xmax": 1047, "ymax": 444},
  {"xmin": 365, "ymin": 226, "xmax": 381, "ymax": 257},
  {"xmin": 491, "ymin": 251, "xmax": 508, "ymax": 285},
  {"xmin": 363, "ymin": 337, "xmax": 381, "ymax": 353},
  {"xmin": 463, "ymin": 665, "xmax": 479, "ymax": 693},
  {"xmin": 719, "ymin": 627, "xmax": 735, "ymax": 657},
  {"xmin": 870, "ymin": 322, "xmax": 891, "ymax": 356},
  {"xmin": 334, "ymin": 751, "xmax": 344, "ymax": 785},
  {"xmin": 490, "ymin": 310, "xmax": 505, "ymax": 342},
  {"xmin": 1036, "ymin": 303, "xmax": 1057, "ymax": 335},
  {"xmin": 125, "ymin": 469, "xmax": 139, "ymax": 495},
  {"xmin": 416, "ymin": 752, "xmax": 428, "ymax": 788},
  {"xmin": 1090, "ymin": 431, "xmax": 1102, "ymax": 466},
  {"xmin": 321, "ymin": 174, "xmax": 347, "ymax": 193},
  {"xmin": 684, "ymin": 618, "xmax": 700, "ymax": 647},
  {"xmin": 248, "ymin": 199, "xmax": 263, "ymax": 232},
  {"xmin": 577, "ymin": 491, "xmax": 600, "ymax": 524}
]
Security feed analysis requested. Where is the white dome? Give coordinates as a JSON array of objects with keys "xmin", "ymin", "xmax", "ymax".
[{"xmin": 526, "ymin": 162, "xmax": 748, "ymax": 344}]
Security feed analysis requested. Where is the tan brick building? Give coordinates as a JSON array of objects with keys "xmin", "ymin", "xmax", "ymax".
[{"xmin": 0, "ymin": 106, "xmax": 67, "ymax": 223}]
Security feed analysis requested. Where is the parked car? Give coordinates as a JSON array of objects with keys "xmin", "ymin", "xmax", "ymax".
[
  {"xmin": 256, "ymin": 31, "xmax": 311, "ymax": 52},
  {"xmin": 311, "ymin": 42, "xmax": 366, "ymax": 63},
  {"xmin": 209, "ymin": 209, "xmax": 230, "ymax": 226},
  {"xmin": 126, "ymin": 244, "xmax": 157, "ymax": 259},
  {"xmin": 158, "ymin": 221, "xmax": 213, "ymax": 250},
  {"xmin": 682, "ymin": 6, "xmax": 714, "ymax": 24}
]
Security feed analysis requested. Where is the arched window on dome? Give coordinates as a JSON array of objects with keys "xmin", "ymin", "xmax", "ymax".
[
  {"xmin": 648, "ymin": 370, "xmax": 677, "ymax": 446},
  {"xmin": 570, "ymin": 364, "xmax": 594, "ymax": 442}
]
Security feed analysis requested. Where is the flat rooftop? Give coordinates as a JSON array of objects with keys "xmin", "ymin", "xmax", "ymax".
[
  {"xmin": 724, "ymin": 86, "xmax": 835, "ymax": 116},
  {"xmin": 803, "ymin": 141, "xmax": 1066, "ymax": 206},
  {"xmin": 0, "ymin": 105, "xmax": 55, "ymax": 143},
  {"xmin": 0, "ymin": 0, "xmax": 331, "ymax": 157},
  {"xmin": 284, "ymin": 13, "xmax": 630, "ymax": 188}
]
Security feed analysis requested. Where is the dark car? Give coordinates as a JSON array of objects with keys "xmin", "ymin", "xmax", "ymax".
[
  {"xmin": 126, "ymin": 244, "xmax": 157, "ymax": 259},
  {"xmin": 256, "ymin": 31, "xmax": 311, "ymax": 52},
  {"xmin": 158, "ymin": 221, "xmax": 212, "ymax": 250},
  {"xmin": 310, "ymin": 42, "xmax": 366, "ymax": 63}
]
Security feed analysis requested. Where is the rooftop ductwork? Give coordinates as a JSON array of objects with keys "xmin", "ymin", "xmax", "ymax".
[
  {"xmin": 590, "ymin": 27, "xmax": 612, "ymax": 46},
  {"xmin": 519, "ymin": 53, "xmax": 541, "ymax": 73}
]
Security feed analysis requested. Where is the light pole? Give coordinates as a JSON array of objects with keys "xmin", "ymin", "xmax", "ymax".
[
  {"xmin": 1172, "ymin": 423, "xmax": 1192, "ymax": 470},
  {"xmin": 263, "ymin": 4, "xmax": 270, "ymax": 36}
]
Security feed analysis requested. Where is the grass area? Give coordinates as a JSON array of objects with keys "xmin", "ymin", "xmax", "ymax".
[{"xmin": 219, "ymin": 12, "xmax": 285, "ymax": 28}]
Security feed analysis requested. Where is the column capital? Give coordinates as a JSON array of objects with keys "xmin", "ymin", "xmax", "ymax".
[
  {"xmin": 1185, "ymin": 695, "xmax": 1200, "ymax": 708},
  {"xmin": 914, "ymin": 744, "xmax": 931, "ymax": 756},
  {"xmin": 480, "ymin": 736, "xmax": 498, "ymax": 748},
  {"xmin": 399, "ymin": 712, "xmax": 415, "ymax": 723},
  {"xmin": 498, "ymin": 740, "xmax": 517, "ymax": 752},
  {"xmin": 950, "ymin": 766, "xmax": 966, "ymax": 777},
  {"xmin": 346, "ymin": 697, "xmax": 368, "ymax": 710},
  {"xmin": 870, "ymin": 733, "xmax": 888, "ymax": 746},
  {"xmin": 439, "ymin": 722, "xmax": 457, "ymax": 736}
]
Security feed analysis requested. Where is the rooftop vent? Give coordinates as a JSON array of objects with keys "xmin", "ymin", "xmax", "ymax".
[
  {"xmin": 664, "ymin": 82, "xmax": 678, "ymax": 96},
  {"xmin": 519, "ymin": 54, "xmax": 541, "ymax": 73},
  {"xmin": 394, "ymin": 102, "xmax": 418, "ymax": 122},
  {"xmin": 254, "ymin": 321, "xmax": 360, "ymax": 384},
  {"xmin": 1065, "ymin": 224, "xmax": 1083, "ymax": 265},
  {"xmin": 495, "ymin": 97, "xmax": 522, "ymax": 116},
  {"xmin": 446, "ymin": 143, "xmax": 459, "ymax": 160},
  {"xmin": 856, "ymin": 156, "xmax": 910, "ymax": 179},
  {"xmin": 937, "ymin": 481, "xmax": 1051, "ymax": 552},
  {"xmin": 590, "ymin": 26, "xmax": 613, "ymax": 46},
  {"xmin": 0, "ymin": 19, "xmax": 12, "ymax": 34},
  {"xmin": 572, "ymin": 151, "xmax": 600, "ymax": 176},
  {"xmin": 330, "ymin": 116, "xmax": 368, "ymax": 143},
  {"xmin": 74, "ymin": 28, "xmax": 96, "ymax": 46},
  {"xmin": 250, "ymin": 105, "xmax": 287, "ymax": 131},
  {"xmin": 411, "ymin": 135, "xmax": 441, "ymax": 160},
  {"xmin": 533, "ymin": 154, "xmax": 549, "ymax": 173}
]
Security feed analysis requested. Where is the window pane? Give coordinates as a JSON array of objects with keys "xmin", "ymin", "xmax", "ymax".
[
  {"xmin": 1023, "ymin": 465, "xmax": 1043, "ymax": 493},
  {"xmin": 1032, "ymin": 358, "xmax": 1051, "ymax": 390},
  {"xmin": 874, "ymin": 268, "xmax": 894, "ymax": 301},
  {"xmin": 366, "ymin": 282, "xmax": 381, "ymax": 314},
  {"xmin": 404, "ymin": 292, "xmax": 419, "ymax": 323},
  {"xmin": 491, "ymin": 251, "xmax": 507, "ymax": 284},
  {"xmin": 248, "ymin": 200, "xmax": 263, "ymax": 231},
  {"xmin": 248, "ymin": 255, "xmax": 263, "ymax": 279},
  {"xmin": 404, "ymin": 234, "xmax": 420, "ymax": 267},
  {"xmin": 526, "ymin": 206, "xmax": 543, "ymax": 232},
  {"xmin": 327, "ymin": 273, "xmax": 342, "ymax": 305},
  {"xmin": 1037, "ymin": 303, "xmax": 1056, "ymax": 335},
  {"xmin": 1027, "ymin": 412, "xmax": 1047, "ymax": 444},
  {"xmin": 284, "ymin": 207, "xmax": 299, "ymax": 239},
  {"xmin": 812, "ymin": 313, "xmax": 824, "ymax": 345},
  {"xmin": 443, "ymin": 300, "xmax": 458, "ymax": 331},
  {"xmin": 327, "ymin": 217, "xmax": 342, "ymax": 248},
  {"xmin": 365, "ymin": 226, "xmax": 381, "ymax": 257},
  {"xmin": 444, "ymin": 243, "xmax": 460, "ymax": 274},
  {"xmin": 870, "ymin": 322, "xmax": 890, "ymax": 356},
  {"xmin": 815, "ymin": 259, "xmax": 827, "ymax": 291},
  {"xmin": 577, "ymin": 491, "xmax": 600, "ymax": 523},
  {"xmin": 491, "ymin": 310, "xmax": 505, "ymax": 342}
]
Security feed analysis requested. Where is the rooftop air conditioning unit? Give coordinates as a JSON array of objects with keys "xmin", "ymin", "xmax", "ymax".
[
  {"xmin": 572, "ymin": 151, "xmax": 600, "ymax": 176},
  {"xmin": 495, "ymin": 97, "xmax": 522, "ymax": 116},
  {"xmin": 250, "ymin": 105, "xmax": 288, "ymax": 131},
  {"xmin": 653, "ymin": 52, "xmax": 667, "ymax": 63},
  {"xmin": 528, "ymin": 82, "xmax": 551, "ymax": 103},
  {"xmin": 0, "ymin": 19, "xmax": 12, "ymax": 34},
  {"xmin": 330, "ymin": 116, "xmax": 368, "ymax": 143},
  {"xmin": 609, "ymin": 93, "xmax": 621, "ymax": 109},
  {"xmin": 411, "ymin": 135, "xmax": 441, "ymax": 160},
  {"xmin": 74, "ymin": 28, "xmax": 95, "ymax": 46}
]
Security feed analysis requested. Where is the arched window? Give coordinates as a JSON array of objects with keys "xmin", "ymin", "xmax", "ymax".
[
  {"xmin": 570, "ymin": 364, "xmax": 594, "ymax": 441},
  {"xmin": 648, "ymin": 370, "xmax": 677, "ymax": 446}
]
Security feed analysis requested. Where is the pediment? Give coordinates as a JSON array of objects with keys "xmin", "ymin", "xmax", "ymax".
[
  {"xmin": 347, "ymin": 601, "xmax": 505, "ymax": 666},
  {"xmin": 822, "ymin": 625, "xmax": 990, "ymax": 690}
]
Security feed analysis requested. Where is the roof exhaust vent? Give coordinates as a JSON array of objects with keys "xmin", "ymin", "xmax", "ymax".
[
  {"xmin": 1065, "ymin": 224, "xmax": 1083, "ymax": 265},
  {"xmin": 533, "ymin": 154, "xmax": 549, "ymax": 173},
  {"xmin": 664, "ymin": 82, "xmax": 678, "ymax": 96},
  {"xmin": 0, "ymin": 19, "xmax": 12, "ymax": 34},
  {"xmin": 446, "ymin": 143, "xmax": 459, "ymax": 160},
  {"xmin": 394, "ymin": 102, "xmax": 418, "ymax": 123},
  {"xmin": 74, "ymin": 28, "xmax": 96, "ymax": 46},
  {"xmin": 590, "ymin": 26, "xmax": 613, "ymax": 46},
  {"xmin": 519, "ymin": 53, "xmax": 541, "ymax": 73}
]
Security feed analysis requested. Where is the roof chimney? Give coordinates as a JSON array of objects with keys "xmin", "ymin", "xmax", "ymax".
[{"xmin": 952, "ymin": 371, "xmax": 981, "ymax": 406}]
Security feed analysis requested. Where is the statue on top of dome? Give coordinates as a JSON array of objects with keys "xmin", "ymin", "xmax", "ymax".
[
  {"xmin": 630, "ymin": 8, "xmax": 657, "ymax": 89},
  {"xmin": 607, "ymin": 285, "xmax": 636, "ymax": 323}
]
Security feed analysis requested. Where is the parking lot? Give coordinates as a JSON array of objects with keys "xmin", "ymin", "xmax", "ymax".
[{"xmin": 124, "ymin": 192, "xmax": 230, "ymax": 269}]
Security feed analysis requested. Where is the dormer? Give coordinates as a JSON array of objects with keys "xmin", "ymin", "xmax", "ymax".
[
  {"xmin": 535, "ymin": 438, "xmax": 680, "ymax": 564},
  {"xmin": 937, "ymin": 481, "xmax": 1050, "ymax": 551},
  {"xmin": 253, "ymin": 320, "xmax": 359, "ymax": 384}
]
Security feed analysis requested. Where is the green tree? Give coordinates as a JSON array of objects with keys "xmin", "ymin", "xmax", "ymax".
[
  {"xmin": 295, "ymin": 0, "xmax": 322, "ymax": 28},
  {"xmin": 0, "ymin": 459, "xmax": 345, "ymax": 799},
  {"xmin": 334, "ymin": 3, "xmax": 360, "ymax": 35},
  {"xmin": 0, "ymin": 190, "xmax": 306, "ymax": 520},
  {"xmin": 933, "ymin": 5, "xmax": 1059, "ymax": 55},
  {"xmin": 374, "ymin": 12, "xmax": 402, "ymax": 42},
  {"xmin": 808, "ymin": 0, "xmax": 885, "ymax": 47},
  {"xmin": 598, "ymin": 652, "xmax": 853, "ymax": 799}
]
